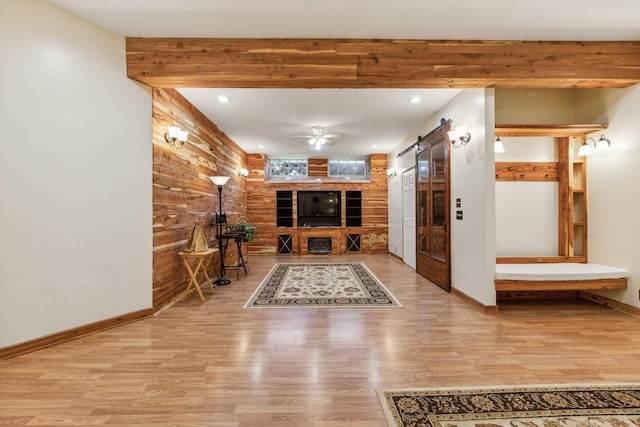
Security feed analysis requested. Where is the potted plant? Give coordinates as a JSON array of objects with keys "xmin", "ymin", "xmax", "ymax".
[{"xmin": 226, "ymin": 219, "xmax": 256, "ymax": 242}]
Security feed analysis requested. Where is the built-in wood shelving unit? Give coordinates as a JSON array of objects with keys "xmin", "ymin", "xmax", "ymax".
[
  {"xmin": 246, "ymin": 153, "xmax": 388, "ymax": 256},
  {"xmin": 495, "ymin": 124, "xmax": 608, "ymax": 261},
  {"xmin": 569, "ymin": 145, "xmax": 587, "ymax": 258},
  {"xmin": 345, "ymin": 191, "xmax": 362, "ymax": 227},
  {"xmin": 276, "ymin": 191, "xmax": 294, "ymax": 228}
]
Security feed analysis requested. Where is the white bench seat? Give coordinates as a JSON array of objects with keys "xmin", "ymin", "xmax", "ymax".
[{"xmin": 495, "ymin": 263, "xmax": 629, "ymax": 291}]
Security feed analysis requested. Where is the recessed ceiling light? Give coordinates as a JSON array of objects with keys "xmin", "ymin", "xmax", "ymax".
[
  {"xmin": 258, "ymin": 144, "xmax": 264, "ymax": 149},
  {"xmin": 372, "ymin": 144, "xmax": 378, "ymax": 148},
  {"xmin": 217, "ymin": 95, "xmax": 230, "ymax": 103},
  {"xmin": 409, "ymin": 96, "xmax": 421, "ymax": 104}
]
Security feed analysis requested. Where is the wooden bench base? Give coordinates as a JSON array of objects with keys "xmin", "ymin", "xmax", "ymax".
[{"xmin": 495, "ymin": 278, "xmax": 628, "ymax": 292}]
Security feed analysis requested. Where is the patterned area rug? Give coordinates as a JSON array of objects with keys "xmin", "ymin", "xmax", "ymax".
[
  {"xmin": 378, "ymin": 384, "xmax": 640, "ymax": 427},
  {"xmin": 244, "ymin": 263, "xmax": 401, "ymax": 308}
]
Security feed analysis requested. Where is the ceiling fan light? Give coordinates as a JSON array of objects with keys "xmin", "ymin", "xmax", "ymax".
[{"xmin": 297, "ymin": 125, "xmax": 340, "ymax": 151}]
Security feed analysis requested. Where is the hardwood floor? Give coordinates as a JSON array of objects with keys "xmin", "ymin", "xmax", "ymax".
[{"xmin": 2, "ymin": 254, "xmax": 640, "ymax": 426}]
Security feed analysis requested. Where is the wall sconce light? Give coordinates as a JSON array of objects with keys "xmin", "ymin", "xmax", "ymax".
[
  {"xmin": 165, "ymin": 126, "xmax": 189, "ymax": 148},
  {"xmin": 238, "ymin": 168, "xmax": 249, "ymax": 177},
  {"xmin": 577, "ymin": 134, "xmax": 612, "ymax": 157},
  {"xmin": 494, "ymin": 136, "xmax": 505, "ymax": 154},
  {"xmin": 387, "ymin": 169, "xmax": 397, "ymax": 178},
  {"xmin": 447, "ymin": 126, "xmax": 471, "ymax": 148}
]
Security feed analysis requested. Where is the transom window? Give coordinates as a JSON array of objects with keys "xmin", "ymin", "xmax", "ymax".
[
  {"xmin": 328, "ymin": 160, "xmax": 368, "ymax": 178},
  {"xmin": 267, "ymin": 159, "xmax": 308, "ymax": 178}
]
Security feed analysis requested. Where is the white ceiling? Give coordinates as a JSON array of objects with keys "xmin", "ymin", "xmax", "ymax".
[
  {"xmin": 48, "ymin": 0, "xmax": 640, "ymax": 159},
  {"xmin": 177, "ymin": 88, "xmax": 461, "ymax": 158}
]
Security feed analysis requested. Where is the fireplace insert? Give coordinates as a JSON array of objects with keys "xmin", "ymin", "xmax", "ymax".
[{"xmin": 308, "ymin": 237, "xmax": 332, "ymax": 254}]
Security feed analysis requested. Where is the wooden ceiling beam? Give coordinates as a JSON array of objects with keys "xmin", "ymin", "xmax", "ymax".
[{"xmin": 126, "ymin": 38, "xmax": 640, "ymax": 89}]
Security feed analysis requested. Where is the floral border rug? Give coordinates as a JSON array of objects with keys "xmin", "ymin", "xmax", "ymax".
[
  {"xmin": 244, "ymin": 263, "xmax": 401, "ymax": 308},
  {"xmin": 378, "ymin": 384, "xmax": 640, "ymax": 427}
]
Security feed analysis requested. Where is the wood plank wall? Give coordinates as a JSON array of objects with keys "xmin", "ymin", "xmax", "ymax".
[
  {"xmin": 126, "ymin": 38, "xmax": 640, "ymax": 89},
  {"xmin": 245, "ymin": 154, "xmax": 388, "ymax": 255},
  {"xmin": 152, "ymin": 88, "xmax": 247, "ymax": 310},
  {"xmin": 308, "ymin": 158, "xmax": 328, "ymax": 177}
]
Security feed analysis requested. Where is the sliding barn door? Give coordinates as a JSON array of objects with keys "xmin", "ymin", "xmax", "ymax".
[{"xmin": 416, "ymin": 121, "xmax": 451, "ymax": 292}]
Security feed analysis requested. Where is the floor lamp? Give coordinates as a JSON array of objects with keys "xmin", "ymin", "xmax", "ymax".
[{"xmin": 209, "ymin": 176, "xmax": 231, "ymax": 286}]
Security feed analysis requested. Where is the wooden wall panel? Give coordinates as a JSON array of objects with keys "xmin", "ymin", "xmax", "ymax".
[
  {"xmin": 152, "ymin": 88, "xmax": 247, "ymax": 311},
  {"xmin": 308, "ymin": 158, "xmax": 328, "ymax": 177},
  {"xmin": 127, "ymin": 38, "xmax": 640, "ymax": 89},
  {"xmin": 245, "ymin": 154, "xmax": 388, "ymax": 256}
]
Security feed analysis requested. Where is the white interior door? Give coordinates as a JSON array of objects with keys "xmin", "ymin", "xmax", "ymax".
[{"xmin": 402, "ymin": 168, "xmax": 416, "ymax": 269}]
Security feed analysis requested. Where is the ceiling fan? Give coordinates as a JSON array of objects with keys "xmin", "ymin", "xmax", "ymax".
[{"xmin": 292, "ymin": 126, "xmax": 342, "ymax": 150}]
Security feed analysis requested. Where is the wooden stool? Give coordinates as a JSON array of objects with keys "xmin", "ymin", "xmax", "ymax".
[{"xmin": 178, "ymin": 248, "xmax": 216, "ymax": 302}]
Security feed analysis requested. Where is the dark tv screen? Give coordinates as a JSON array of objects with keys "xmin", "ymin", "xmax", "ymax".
[{"xmin": 297, "ymin": 191, "xmax": 341, "ymax": 227}]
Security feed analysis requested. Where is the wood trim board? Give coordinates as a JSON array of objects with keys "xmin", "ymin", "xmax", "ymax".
[
  {"xmin": 496, "ymin": 256, "xmax": 587, "ymax": 264},
  {"xmin": 495, "ymin": 278, "xmax": 627, "ymax": 292},
  {"xmin": 451, "ymin": 288, "xmax": 499, "ymax": 315},
  {"xmin": 495, "ymin": 124, "xmax": 609, "ymax": 137},
  {"xmin": 0, "ymin": 309, "xmax": 154, "ymax": 360}
]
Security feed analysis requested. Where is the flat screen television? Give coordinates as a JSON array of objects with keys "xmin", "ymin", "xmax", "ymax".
[{"xmin": 297, "ymin": 190, "xmax": 341, "ymax": 227}]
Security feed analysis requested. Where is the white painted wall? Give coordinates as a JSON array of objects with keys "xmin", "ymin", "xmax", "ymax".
[
  {"xmin": 0, "ymin": 0, "xmax": 153, "ymax": 348},
  {"xmin": 449, "ymin": 89, "xmax": 495, "ymax": 306},
  {"xmin": 388, "ymin": 89, "xmax": 495, "ymax": 306},
  {"xmin": 495, "ymin": 89, "xmax": 577, "ymax": 124},
  {"xmin": 495, "ymin": 137, "xmax": 558, "ymax": 256},
  {"xmin": 575, "ymin": 85, "xmax": 640, "ymax": 308},
  {"xmin": 496, "ymin": 182, "xmax": 558, "ymax": 256}
]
